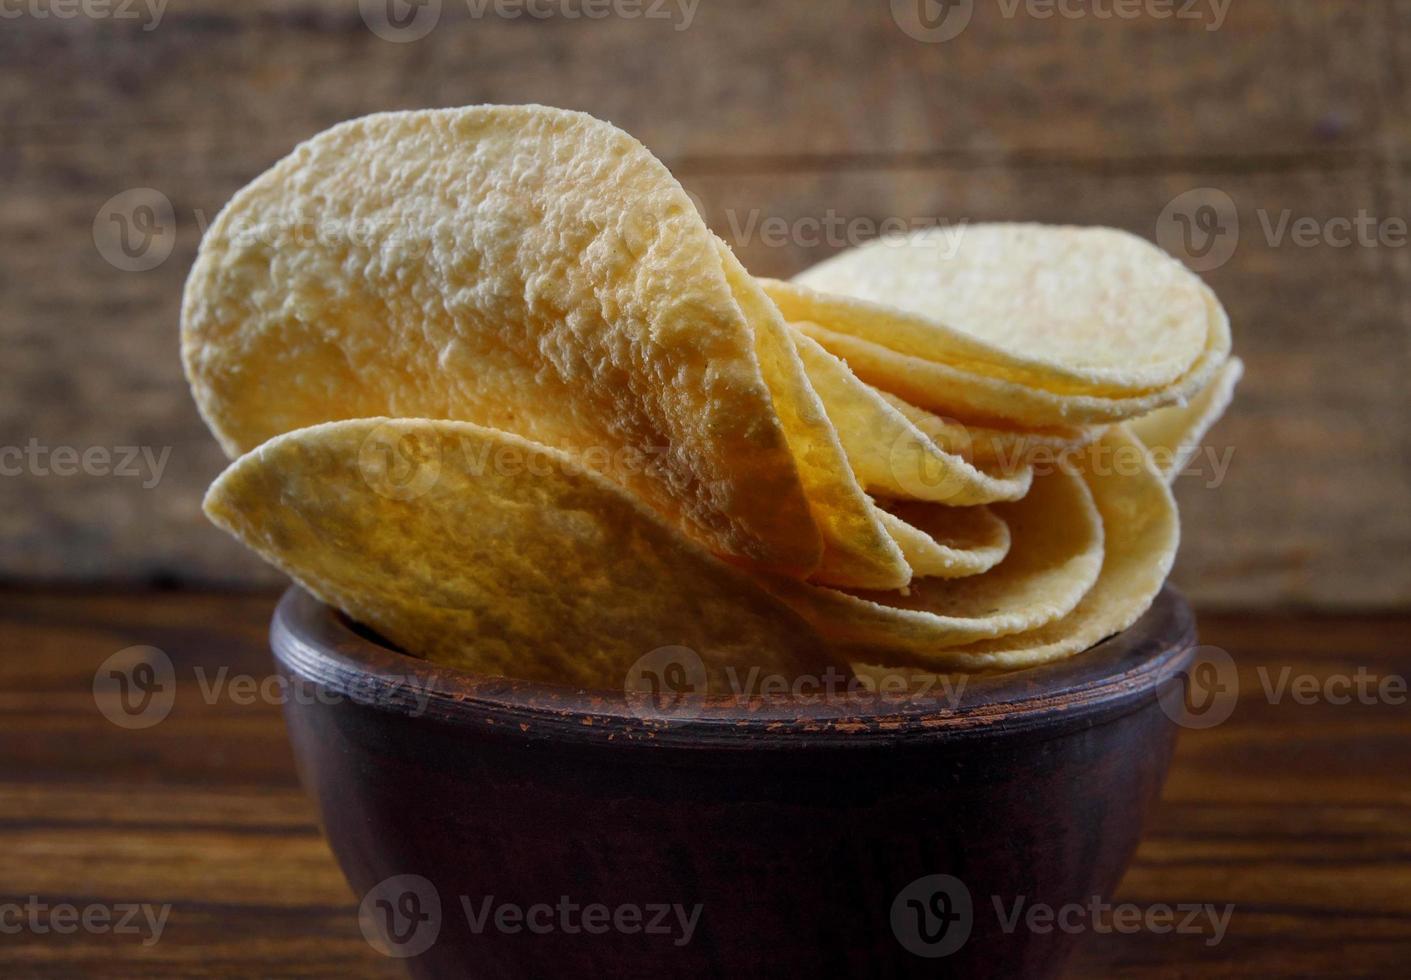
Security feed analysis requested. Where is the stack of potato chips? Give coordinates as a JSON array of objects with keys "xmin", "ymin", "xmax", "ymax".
[{"xmin": 184, "ymin": 106, "xmax": 1239, "ymax": 690}]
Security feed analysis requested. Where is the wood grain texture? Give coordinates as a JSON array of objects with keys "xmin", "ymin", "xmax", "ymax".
[
  {"xmin": 1, "ymin": 0, "xmax": 1409, "ymax": 608},
  {"xmin": 0, "ymin": 589, "xmax": 1408, "ymax": 975}
]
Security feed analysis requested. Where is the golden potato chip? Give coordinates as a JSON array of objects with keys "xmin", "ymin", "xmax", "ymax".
[
  {"xmin": 794, "ymin": 314, "xmax": 1228, "ymax": 428},
  {"xmin": 876, "ymin": 390, "xmax": 1100, "ymax": 467},
  {"xmin": 852, "ymin": 426, "xmax": 1179, "ymax": 673},
  {"xmin": 875, "ymin": 502, "xmax": 1010, "ymax": 579},
  {"xmin": 1131, "ymin": 357, "xmax": 1244, "ymax": 483},
  {"xmin": 714, "ymin": 242, "xmax": 909, "ymax": 589},
  {"xmin": 774, "ymin": 224, "xmax": 1223, "ymax": 393},
  {"xmin": 763, "ymin": 465, "xmax": 1103, "ymax": 655},
  {"xmin": 791, "ymin": 331, "xmax": 1032, "ymax": 505},
  {"xmin": 204, "ymin": 418, "xmax": 836, "ymax": 691},
  {"xmin": 183, "ymin": 106, "xmax": 829, "ymax": 577}
]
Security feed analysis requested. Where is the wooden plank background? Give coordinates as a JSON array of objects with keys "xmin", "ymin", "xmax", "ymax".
[{"xmin": 1, "ymin": 0, "xmax": 1408, "ymax": 609}]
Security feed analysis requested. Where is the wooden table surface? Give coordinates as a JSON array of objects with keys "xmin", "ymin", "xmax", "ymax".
[{"xmin": 2, "ymin": 590, "xmax": 1408, "ymax": 977}]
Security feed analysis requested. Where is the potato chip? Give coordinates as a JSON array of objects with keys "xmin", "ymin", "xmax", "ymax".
[
  {"xmin": 204, "ymin": 418, "xmax": 835, "ymax": 691},
  {"xmin": 714, "ymin": 243, "xmax": 909, "ymax": 589},
  {"xmin": 774, "ymin": 224, "xmax": 1223, "ymax": 393},
  {"xmin": 875, "ymin": 390, "xmax": 1101, "ymax": 467},
  {"xmin": 763, "ymin": 465, "xmax": 1103, "ymax": 655},
  {"xmin": 1131, "ymin": 357, "xmax": 1244, "ymax": 483},
  {"xmin": 851, "ymin": 426, "xmax": 1179, "ymax": 673},
  {"xmin": 794, "ymin": 313, "xmax": 1228, "ymax": 427},
  {"xmin": 875, "ymin": 502, "xmax": 1010, "ymax": 579},
  {"xmin": 183, "ymin": 106, "xmax": 832, "ymax": 576},
  {"xmin": 791, "ymin": 331, "xmax": 1032, "ymax": 505}
]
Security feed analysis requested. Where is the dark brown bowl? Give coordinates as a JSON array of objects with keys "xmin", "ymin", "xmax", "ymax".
[{"xmin": 271, "ymin": 585, "xmax": 1196, "ymax": 979}]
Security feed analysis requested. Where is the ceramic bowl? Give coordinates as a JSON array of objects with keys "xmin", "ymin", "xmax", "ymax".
[{"xmin": 271, "ymin": 585, "xmax": 1196, "ymax": 978}]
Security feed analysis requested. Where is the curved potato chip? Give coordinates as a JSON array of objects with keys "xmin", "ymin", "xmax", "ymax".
[
  {"xmin": 795, "ymin": 307, "xmax": 1229, "ymax": 427},
  {"xmin": 876, "ymin": 391, "xmax": 1101, "ymax": 467},
  {"xmin": 763, "ymin": 465, "xmax": 1104, "ymax": 655},
  {"xmin": 875, "ymin": 503, "xmax": 1010, "ymax": 579},
  {"xmin": 791, "ymin": 330, "xmax": 1032, "ymax": 505},
  {"xmin": 1131, "ymin": 357, "xmax": 1243, "ymax": 482},
  {"xmin": 715, "ymin": 242, "xmax": 909, "ymax": 589},
  {"xmin": 204, "ymin": 418, "xmax": 836, "ymax": 691},
  {"xmin": 851, "ymin": 426, "xmax": 1179, "ymax": 674},
  {"xmin": 183, "ymin": 106, "xmax": 827, "ymax": 577},
  {"xmin": 777, "ymin": 224, "xmax": 1222, "ymax": 393}
]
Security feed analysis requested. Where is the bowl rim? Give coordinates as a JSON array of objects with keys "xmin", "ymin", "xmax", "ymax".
[{"xmin": 270, "ymin": 585, "xmax": 1196, "ymax": 750}]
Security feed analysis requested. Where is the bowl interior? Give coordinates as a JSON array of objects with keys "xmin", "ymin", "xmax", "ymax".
[{"xmin": 271, "ymin": 585, "xmax": 1195, "ymax": 748}]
